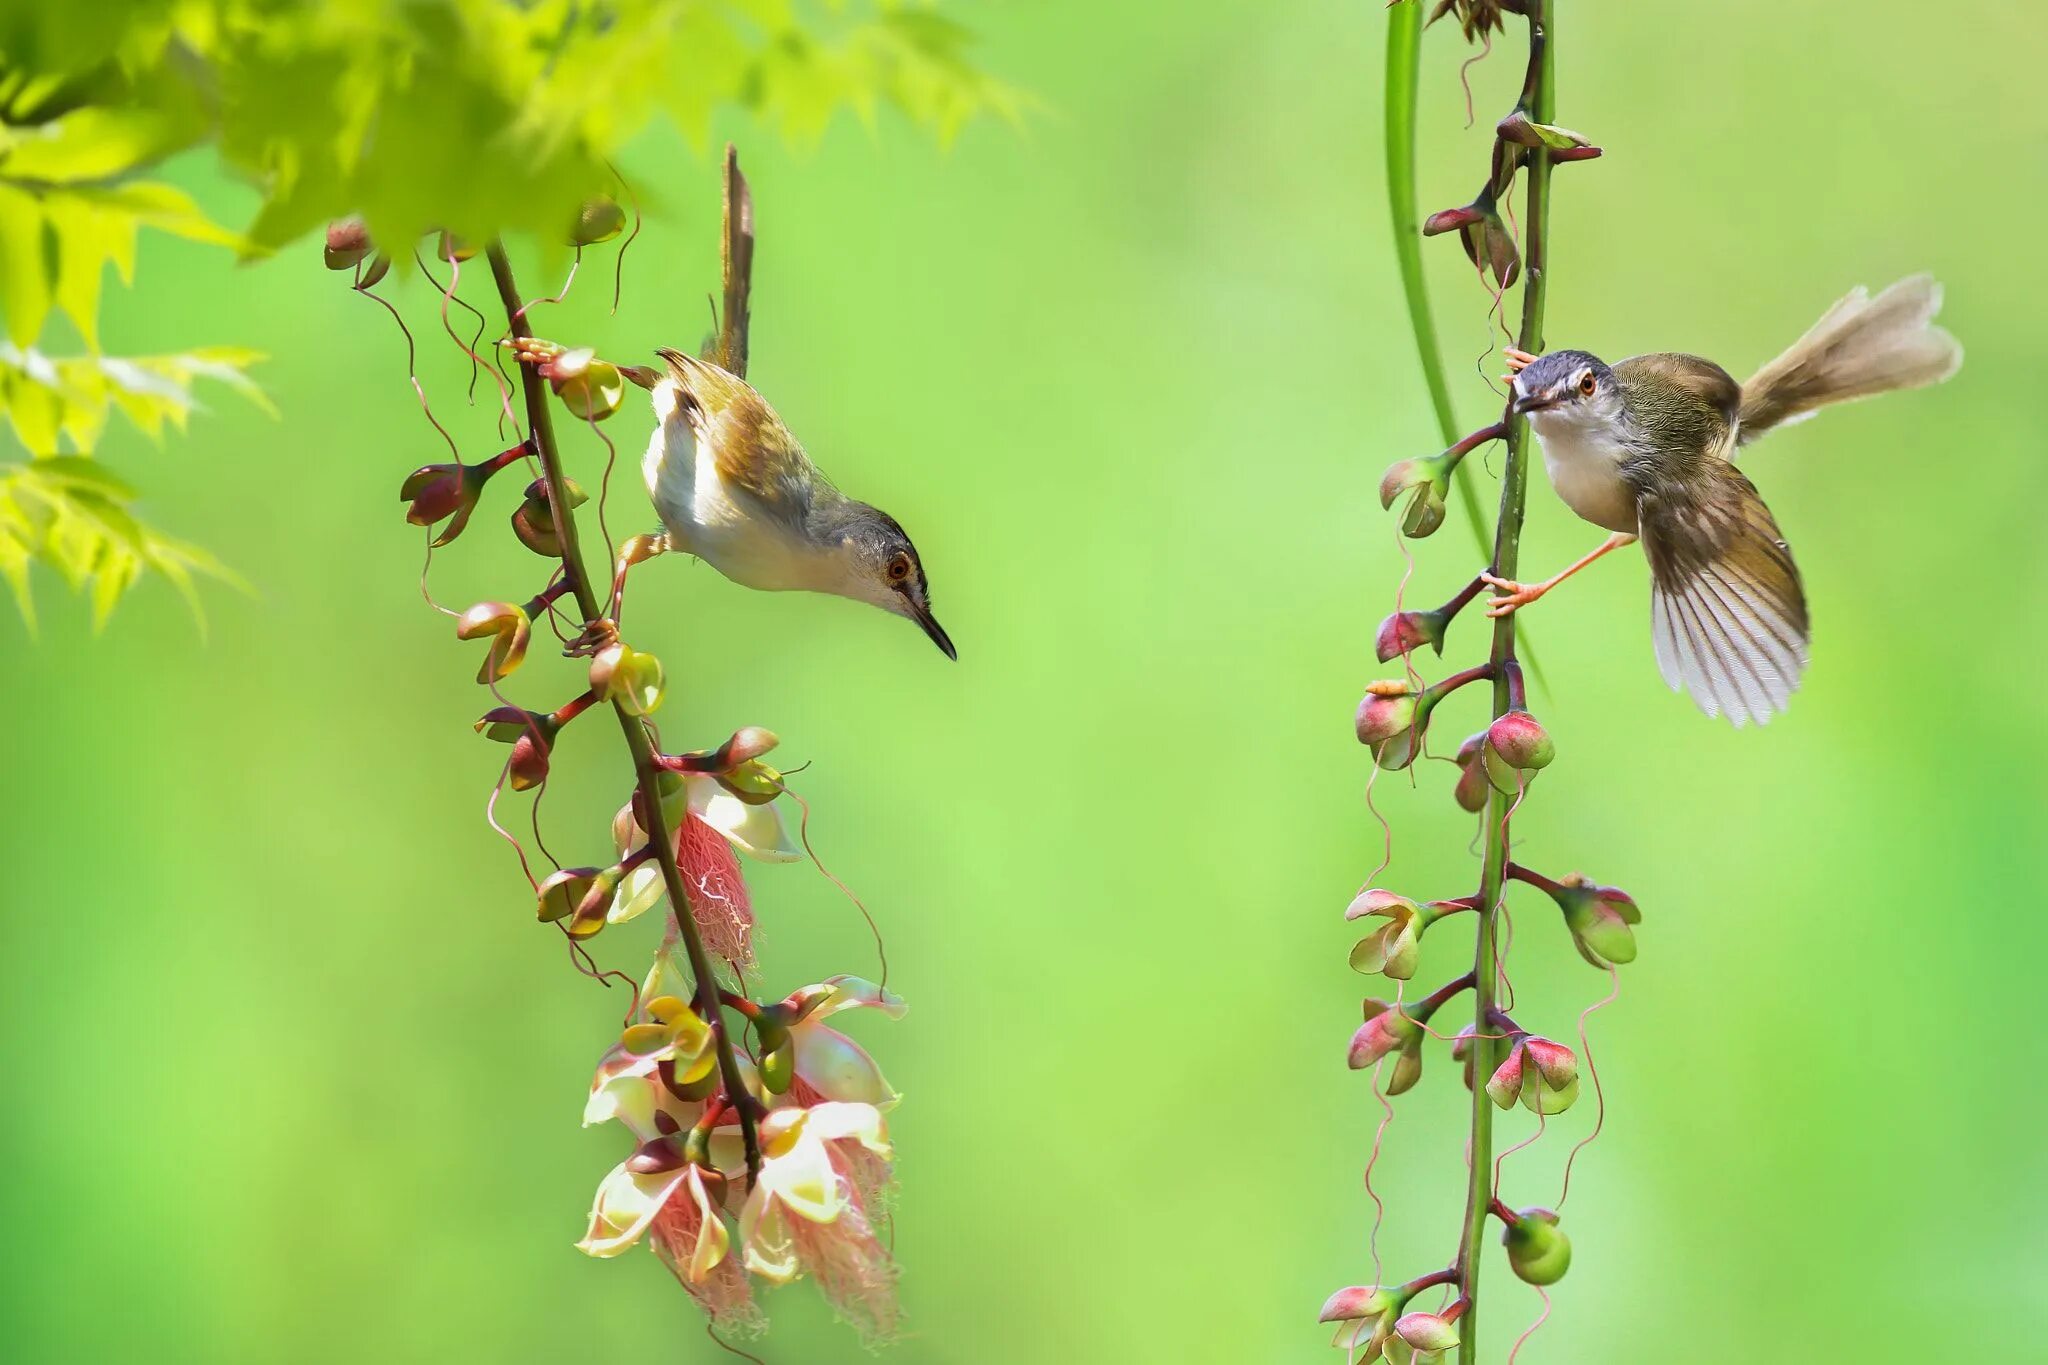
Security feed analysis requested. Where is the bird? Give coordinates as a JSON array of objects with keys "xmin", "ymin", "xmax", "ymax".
[
  {"xmin": 1488, "ymin": 274, "xmax": 1961, "ymax": 725},
  {"xmin": 639, "ymin": 347, "xmax": 955, "ymax": 660}
]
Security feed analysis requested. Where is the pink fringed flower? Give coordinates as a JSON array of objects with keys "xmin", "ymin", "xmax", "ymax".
[
  {"xmin": 578, "ymin": 1157, "xmax": 762, "ymax": 1335},
  {"xmin": 608, "ymin": 773, "xmax": 804, "ymax": 972},
  {"xmin": 740, "ymin": 1102, "xmax": 901, "ymax": 1344}
]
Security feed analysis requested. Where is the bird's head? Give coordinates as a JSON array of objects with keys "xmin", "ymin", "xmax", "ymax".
[
  {"xmin": 1510, "ymin": 350, "xmax": 1623, "ymax": 436},
  {"xmin": 821, "ymin": 505, "xmax": 955, "ymax": 660}
]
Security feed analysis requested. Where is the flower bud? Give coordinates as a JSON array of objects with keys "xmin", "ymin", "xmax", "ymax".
[
  {"xmin": 474, "ymin": 706, "xmax": 561, "ymax": 791},
  {"xmin": 1452, "ymin": 731, "xmax": 1492, "ymax": 813},
  {"xmin": 1483, "ymin": 709, "xmax": 1555, "ymax": 792},
  {"xmin": 537, "ymin": 866, "xmax": 604, "ymax": 923},
  {"xmin": 436, "ymin": 230, "xmax": 478, "ymax": 263},
  {"xmin": 1318, "ymin": 1285, "xmax": 1394, "ymax": 1323},
  {"xmin": 1346, "ymin": 890, "xmax": 1432, "ymax": 981},
  {"xmin": 1355, "ymin": 681, "xmax": 1418, "ymax": 746},
  {"xmin": 1349, "ymin": 1000, "xmax": 1426, "ymax": 1095},
  {"xmin": 324, "ymin": 218, "xmax": 372, "ymax": 270},
  {"xmin": 1393, "ymin": 1310, "xmax": 1460, "ymax": 1354},
  {"xmin": 544, "ymin": 347, "xmax": 626, "ymax": 422},
  {"xmin": 589, "ymin": 641, "xmax": 666, "ymax": 716},
  {"xmin": 455, "ymin": 601, "xmax": 533, "ymax": 683},
  {"xmin": 1503, "ymin": 1206, "xmax": 1572, "ymax": 1286},
  {"xmin": 1486, "ymin": 1036, "xmax": 1580, "ymax": 1114},
  {"xmin": 1548, "ymin": 873, "xmax": 1641, "ymax": 968},
  {"xmin": 1375, "ymin": 607, "xmax": 1448, "ymax": 662},
  {"xmin": 625, "ymin": 1135, "xmax": 686, "ymax": 1175},
  {"xmin": 1496, "ymin": 110, "xmax": 1595, "ymax": 152},
  {"xmin": 1427, "ymin": 189, "xmax": 1520, "ymax": 289},
  {"xmin": 569, "ymin": 196, "xmax": 627, "ymax": 246},
  {"xmin": 509, "ymin": 476, "xmax": 590, "ymax": 557},
  {"xmin": 1378, "ymin": 457, "xmax": 1451, "ymax": 539}
]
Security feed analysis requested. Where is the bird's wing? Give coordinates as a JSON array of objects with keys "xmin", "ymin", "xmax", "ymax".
[
  {"xmin": 655, "ymin": 349, "xmax": 813, "ymax": 514},
  {"xmin": 1636, "ymin": 464, "xmax": 1810, "ymax": 727}
]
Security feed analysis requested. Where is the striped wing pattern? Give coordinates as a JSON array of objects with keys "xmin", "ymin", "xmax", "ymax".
[{"xmin": 1639, "ymin": 466, "xmax": 1810, "ymax": 727}]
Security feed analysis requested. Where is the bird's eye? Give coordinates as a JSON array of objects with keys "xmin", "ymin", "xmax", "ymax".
[
  {"xmin": 886, "ymin": 554, "xmax": 912, "ymax": 584},
  {"xmin": 1578, "ymin": 373, "xmax": 1598, "ymax": 397}
]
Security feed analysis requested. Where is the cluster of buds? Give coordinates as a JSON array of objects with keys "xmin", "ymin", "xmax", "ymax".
[
  {"xmin": 578, "ymin": 975, "xmax": 907, "ymax": 1342},
  {"xmin": 1318, "ymin": 1277, "xmax": 1465, "ymax": 1362},
  {"xmin": 323, "ymin": 197, "xmax": 626, "ymax": 290}
]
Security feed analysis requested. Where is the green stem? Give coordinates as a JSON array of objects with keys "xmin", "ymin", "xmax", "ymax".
[
  {"xmin": 1455, "ymin": 5, "xmax": 1555, "ymax": 1361},
  {"xmin": 485, "ymin": 240, "xmax": 763, "ymax": 1186},
  {"xmin": 1385, "ymin": 0, "xmax": 1486, "ymax": 553}
]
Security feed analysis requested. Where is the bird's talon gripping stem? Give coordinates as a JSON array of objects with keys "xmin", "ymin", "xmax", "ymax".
[
  {"xmin": 1503, "ymin": 346, "xmax": 1540, "ymax": 374},
  {"xmin": 1481, "ymin": 571, "xmax": 1549, "ymax": 617},
  {"xmin": 564, "ymin": 617, "xmax": 621, "ymax": 658}
]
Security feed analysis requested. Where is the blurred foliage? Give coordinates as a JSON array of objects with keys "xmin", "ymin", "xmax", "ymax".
[{"xmin": 0, "ymin": 0, "xmax": 1018, "ymax": 628}]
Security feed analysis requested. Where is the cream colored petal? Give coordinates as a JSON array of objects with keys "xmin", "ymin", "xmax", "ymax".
[
  {"xmin": 608, "ymin": 863, "xmax": 666, "ymax": 924},
  {"xmin": 812, "ymin": 975, "xmax": 908, "ymax": 1021},
  {"xmin": 737, "ymin": 1185, "xmax": 800, "ymax": 1284},
  {"xmin": 682, "ymin": 1168, "xmax": 730, "ymax": 1282},
  {"xmin": 575, "ymin": 1163, "xmax": 684, "ymax": 1258},
  {"xmin": 685, "ymin": 776, "xmax": 803, "ymax": 863},
  {"xmin": 791, "ymin": 1021, "xmax": 901, "ymax": 1110},
  {"xmin": 798, "ymin": 1101, "xmax": 891, "ymax": 1158}
]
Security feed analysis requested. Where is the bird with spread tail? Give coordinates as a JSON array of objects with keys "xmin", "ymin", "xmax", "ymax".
[
  {"xmin": 639, "ymin": 348, "xmax": 955, "ymax": 660},
  {"xmin": 1487, "ymin": 275, "xmax": 1961, "ymax": 725}
]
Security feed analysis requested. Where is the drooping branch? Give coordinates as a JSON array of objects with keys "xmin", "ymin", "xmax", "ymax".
[{"xmin": 486, "ymin": 231, "xmax": 764, "ymax": 1185}]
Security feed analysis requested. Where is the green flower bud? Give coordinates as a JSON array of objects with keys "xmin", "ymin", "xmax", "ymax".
[{"xmin": 1503, "ymin": 1206, "xmax": 1572, "ymax": 1286}]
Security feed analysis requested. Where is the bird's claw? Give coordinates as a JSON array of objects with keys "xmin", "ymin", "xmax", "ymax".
[
  {"xmin": 1481, "ymin": 571, "xmax": 1547, "ymax": 617},
  {"xmin": 1503, "ymin": 347, "xmax": 1540, "ymax": 374}
]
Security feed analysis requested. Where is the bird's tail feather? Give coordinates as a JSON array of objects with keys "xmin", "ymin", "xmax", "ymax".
[{"xmin": 1737, "ymin": 274, "xmax": 1961, "ymax": 442}]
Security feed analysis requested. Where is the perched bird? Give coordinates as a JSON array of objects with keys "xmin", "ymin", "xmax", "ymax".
[
  {"xmin": 641, "ymin": 348, "xmax": 955, "ymax": 659},
  {"xmin": 1490, "ymin": 275, "xmax": 1960, "ymax": 725}
]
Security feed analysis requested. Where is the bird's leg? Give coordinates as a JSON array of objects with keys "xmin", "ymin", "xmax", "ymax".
[
  {"xmin": 1483, "ymin": 532, "xmax": 1638, "ymax": 617},
  {"xmin": 609, "ymin": 532, "xmax": 669, "ymax": 620},
  {"xmin": 1503, "ymin": 347, "xmax": 1541, "ymax": 374}
]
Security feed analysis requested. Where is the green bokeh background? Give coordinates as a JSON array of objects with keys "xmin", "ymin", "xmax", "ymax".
[{"xmin": 4, "ymin": 1, "xmax": 2043, "ymax": 1360}]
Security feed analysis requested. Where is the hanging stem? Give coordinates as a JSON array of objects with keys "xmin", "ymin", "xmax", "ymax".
[
  {"xmin": 1384, "ymin": 0, "xmax": 1486, "ymax": 553},
  {"xmin": 485, "ymin": 239, "xmax": 763, "ymax": 1186},
  {"xmin": 1454, "ymin": 4, "xmax": 1555, "ymax": 1359}
]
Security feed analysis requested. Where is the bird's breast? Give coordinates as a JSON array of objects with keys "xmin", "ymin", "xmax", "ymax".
[{"xmin": 1530, "ymin": 417, "xmax": 1640, "ymax": 534}]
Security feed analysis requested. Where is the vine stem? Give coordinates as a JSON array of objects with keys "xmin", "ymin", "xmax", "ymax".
[
  {"xmin": 1455, "ymin": 4, "xmax": 1555, "ymax": 1359},
  {"xmin": 1384, "ymin": 0, "xmax": 1546, "ymax": 695},
  {"xmin": 1384, "ymin": 0, "xmax": 1486, "ymax": 553},
  {"xmin": 485, "ymin": 239, "xmax": 763, "ymax": 1186}
]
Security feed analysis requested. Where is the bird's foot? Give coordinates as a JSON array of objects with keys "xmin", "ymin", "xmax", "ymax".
[
  {"xmin": 1481, "ymin": 571, "xmax": 1550, "ymax": 617},
  {"xmin": 1503, "ymin": 347, "xmax": 1540, "ymax": 374},
  {"xmin": 563, "ymin": 616, "xmax": 620, "ymax": 659},
  {"xmin": 505, "ymin": 336, "xmax": 566, "ymax": 370}
]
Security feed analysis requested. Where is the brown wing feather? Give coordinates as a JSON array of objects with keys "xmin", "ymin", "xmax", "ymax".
[
  {"xmin": 655, "ymin": 348, "xmax": 812, "ymax": 512},
  {"xmin": 1637, "ymin": 465, "xmax": 1809, "ymax": 726}
]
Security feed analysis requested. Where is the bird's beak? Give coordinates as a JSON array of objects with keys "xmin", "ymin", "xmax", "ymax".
[
  {"xmin": 912, "ymin": 605, "xmax": 957, "ymax": 660},
  {"xmin": 1510, "ymin": 389, "xmax": 1559, "ymax": 416}
]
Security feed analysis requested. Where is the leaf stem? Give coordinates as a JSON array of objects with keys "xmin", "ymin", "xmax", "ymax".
[
  {"xmin": 1455, "ymin": 4, "xmax": 1556, "ymax": 1359},
  {"xmin": 485, "ymin": 239, "xmax": 763, "ymax": 1186}
]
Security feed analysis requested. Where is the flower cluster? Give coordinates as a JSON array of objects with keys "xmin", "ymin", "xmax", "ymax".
[{"xmin": 578, "ymin": 976, "xmax": 907, "ymax": 1342}]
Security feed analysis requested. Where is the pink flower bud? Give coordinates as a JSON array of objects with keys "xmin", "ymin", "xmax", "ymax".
[
  {"xmin": 1348, "ymin": 1000, "xmax": 1425, "ymax": 1094},
  {"xmin": 1318, "ymin": 1285, "xmax": 1394, "ymax": 1322},
  {"xmin": 1346, "ymin": 891, "xmax": 1432, "ymax": 981},
  {"xmin": 1452, "ymin": 731, "xmax": 1492, "ymax": 812},
  {"xmin": 323, "ymin": 218, "xmax": 372, "ymax": 270},
  {"xmin": 1422, "ymin": 204, "xmax": 1487, "ymax": 236},
  {"xmin": 1394, "ymin": 1310, "xmax": 1460, "ymax": 1353},
  {"xmin": 1483, "ymin": 709, "xmax": 1555, "ymax": 792},
  {"xmin": 1355, "ymin": 682, "xmax": 1419, "ymax": 746},
  {"xmin": 1486, "ymin": 1036, "xmax": 1580, "ymax": 1114},
  {"xmin": 1375, "ymin": 607, "xmax": 1448, "ymax": 662}
]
